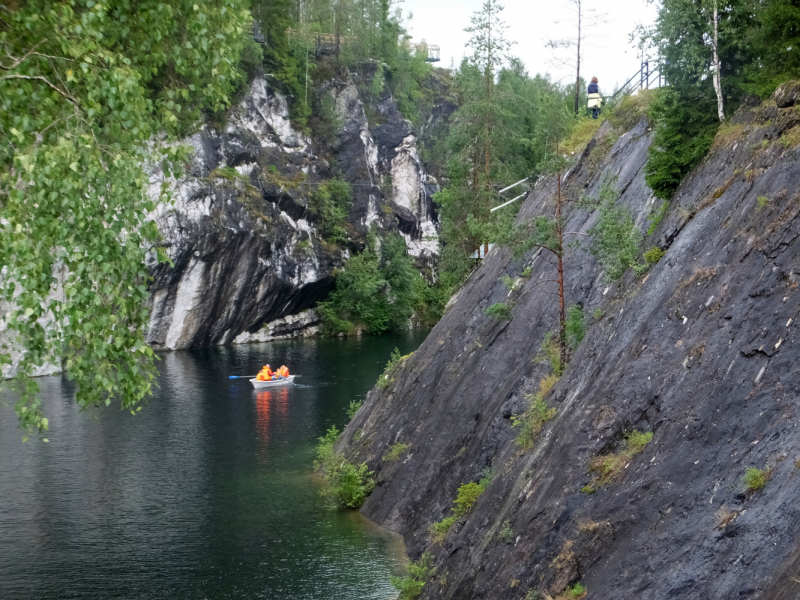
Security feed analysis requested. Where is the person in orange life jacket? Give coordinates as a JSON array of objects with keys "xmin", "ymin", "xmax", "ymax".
[
  {"xmin": 256, "ymin": 365, "xmax": 274, "ymax": 381},
  {"xmin": 588, "ymin": 77, "xmax": 602, "ymax": 119},
  {"xmin": 278, "ymin": 365, "xmax": 290, "ymax": 378}
]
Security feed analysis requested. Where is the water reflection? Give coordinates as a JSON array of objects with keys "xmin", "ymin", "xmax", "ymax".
[
  {"xmin": 0, "ymin": 330, "xmax": 428, "ymax": 600},
  {"xmin": 255, "ymin": 387, "xmax": 291, "ymax": 458}
]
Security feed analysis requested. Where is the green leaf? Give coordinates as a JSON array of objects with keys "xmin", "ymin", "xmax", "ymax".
[{"xmin": 1, "ymin": 0, "xmax": 253, "ymax": 436}]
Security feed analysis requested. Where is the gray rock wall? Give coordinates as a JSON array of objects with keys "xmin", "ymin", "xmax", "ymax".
[
  {"xmin": 338, "ymin": 95, "xmax": 800, "ymax": 599},
  {"xmin": 146, "ymin": 74, "xmax": 441, "ymax": 351}
]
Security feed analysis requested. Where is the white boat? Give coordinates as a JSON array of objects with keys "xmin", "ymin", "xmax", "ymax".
[{"xmin": 249, "ymin": 375, "xmax": 296, "ymax": 389}]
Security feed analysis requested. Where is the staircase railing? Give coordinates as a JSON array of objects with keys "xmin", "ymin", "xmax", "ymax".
[{"xmin": 605, "ymin": 61, "xmax": 665, "ymax": 106}]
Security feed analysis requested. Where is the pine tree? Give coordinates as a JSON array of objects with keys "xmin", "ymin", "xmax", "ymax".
[
  {"xmin": 744, "ymin": 0, "xmax": 800, "ymax": 97},
  {"xmin": 497, "ymin": 95, "xmax": 575, "ymax": 366},
  {"xmin": 465, "ymin": 0, "xmax": 514, "ymax": 188}
]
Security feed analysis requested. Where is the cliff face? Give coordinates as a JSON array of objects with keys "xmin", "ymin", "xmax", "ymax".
[
  {"xmin": 339, "ymin": 93, "xmax": 800, "ymax": 599},
  {"xmin": 145, "ymin": 71, "xmax": 449, "ymax": 351}
]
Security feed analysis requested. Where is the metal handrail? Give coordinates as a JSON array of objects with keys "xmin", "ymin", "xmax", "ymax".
[{"xmin": 604, "ymin": 62, "xmax": 663, "ymax": 105}]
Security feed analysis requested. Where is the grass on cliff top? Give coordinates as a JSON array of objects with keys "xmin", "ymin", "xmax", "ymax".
[
  {"xmin": 713, "ymin": 122, "xmax": 746, "ymax": 149},
  {"xmin": 607, "ymin": 89, "xmax": 657, "ymax": 131},
  {"xmin": 561, "ymin": 89, "xmax": 657, "ymax": 156},
  {"xmin": 562, "ymin": 117, "xmax": 604, "ymax": 156}
]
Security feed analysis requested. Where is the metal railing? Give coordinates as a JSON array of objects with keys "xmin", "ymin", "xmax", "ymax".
[
  {"xmin": 405, "ymin": 41, "xmax": 440, "ymax": 62},
  {"xmin": 605, "ymin": 61, "xmax": 665, "ymax": 106}
]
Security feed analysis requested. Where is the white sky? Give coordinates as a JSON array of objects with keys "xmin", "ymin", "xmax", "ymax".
[{"xmin": 400, "ymin": 0, "xmax": 659, "ymax": 94}]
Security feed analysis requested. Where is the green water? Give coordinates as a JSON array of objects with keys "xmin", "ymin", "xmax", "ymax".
[{"xmin": 0, "ymin": 330, "xmax": 429, "ymax": 600}]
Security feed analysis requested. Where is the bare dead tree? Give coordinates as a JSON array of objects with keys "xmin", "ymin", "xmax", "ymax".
[{"xmin": 545, "ymin": 0, "xmax": 607, "ymax": 115}]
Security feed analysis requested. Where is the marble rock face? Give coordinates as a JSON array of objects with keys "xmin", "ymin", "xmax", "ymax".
[{"xmin": 146, "ymin": 74, "xmax": 442, "ymax": 351}]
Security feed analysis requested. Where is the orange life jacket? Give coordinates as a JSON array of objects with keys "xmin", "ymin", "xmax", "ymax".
[{"xmin": 257, "ymin": 365, "xmax": 273, "ymax": 381}]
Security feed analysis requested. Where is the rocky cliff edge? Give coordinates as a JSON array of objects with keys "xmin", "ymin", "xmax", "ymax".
[{"xmin": 339, "ymin": 90, "xmax": 800, "ymax": 600}]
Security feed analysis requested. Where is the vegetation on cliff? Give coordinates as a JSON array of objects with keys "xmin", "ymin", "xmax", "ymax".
[
  {"xmin": 640, "ymin": 0, "xmax": 800, "ymax": 199},
  {"xmin": 315, "ymin": 425, "xmax": 375, "ymax": 509},
  {"xmin": 390, "ymin": 552, "xmax": 436, "ymax": 600},
  {"xmin": 318, "ymin": 232, "xmax": 429, "ymax": 335},
  {"xmin": 430, "ymin": 468, "xmax": 494, "ymax": 543}
]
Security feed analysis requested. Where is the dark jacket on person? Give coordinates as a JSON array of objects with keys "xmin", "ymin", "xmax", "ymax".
[{"xmin": 588, "ymin": 81, "xmax": 599, "ymax": 94}]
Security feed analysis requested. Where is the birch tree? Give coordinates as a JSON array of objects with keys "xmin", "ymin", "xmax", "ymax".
[
  {"xmin": 709, "ymin": 0, "xmax": 725, "ymax": 121},
  {"xmin": 0, "ymin": 0, "xmax": 252, "ymax": 436}
]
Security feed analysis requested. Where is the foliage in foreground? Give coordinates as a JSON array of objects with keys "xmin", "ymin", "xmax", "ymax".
[
  {"xmin": 0, "ymin": 0, "xmax": 252, "ymax": 435},
  {"xmin": 315, "ymin": 425, "xmax": 375, "ymax": 509},
  {"xmin": 430, "ymin": 468, "xmax": 494, "ymax": 543},
  {"xmin": 389, "ymin": 552, "xmax": 436, "ymax": 600},
  {"xmin": 581, "ymin": 430, "xmax": 653, "ymax": 493}
]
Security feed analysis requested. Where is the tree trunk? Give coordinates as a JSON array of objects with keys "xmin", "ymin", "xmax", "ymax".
[
  {"xmin": 484, "ymin": 10, "xmax": 493, "ymax": 190},
  {"xmin": 711, "ymin": 0, "xmax": 725, "ymax": 121},
  {"xmin": 573, "ymin": 0, "xmax": 582, "ymax": 115},
  {"xmin": 555, "ymin": 167, "xmax": 567, "ymax": 368}
]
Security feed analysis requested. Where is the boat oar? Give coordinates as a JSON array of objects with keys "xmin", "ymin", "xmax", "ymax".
[{"xmin": 228, "ymin": 375, "xmax": 302, "ymax": 379}]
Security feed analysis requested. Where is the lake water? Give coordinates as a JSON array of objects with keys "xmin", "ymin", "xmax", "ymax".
[{"xmin": 0, "ymin": 330, "xmax": 428, "ymax": 600}]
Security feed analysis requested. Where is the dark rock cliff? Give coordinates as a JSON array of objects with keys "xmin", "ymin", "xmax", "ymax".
[
  {"xmin": 339, "ymin": 93, "xmax": 800, "ymax": 599},
  {"xmin": 145, "ymin": 71, "xmax": 452, "ymax": 350}
]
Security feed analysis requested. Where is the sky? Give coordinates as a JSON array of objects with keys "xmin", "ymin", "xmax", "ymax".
[{"xmin": 400, "ymin": 0, "xmax": 660, "ymax": 95}]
